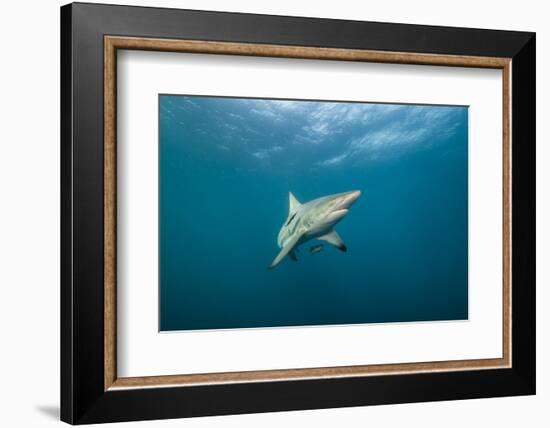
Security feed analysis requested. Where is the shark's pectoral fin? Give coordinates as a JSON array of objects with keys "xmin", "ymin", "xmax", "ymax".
[
  {"xmin": 318, "ymin": 230, "xmax": 347, "ymax": 252},
  {"xmin": 289, "ymin": 251, "xmax": 298, "ymax": 262},
  {"xmin": 269, "ymin": 234, "xmax": 302, "ymax": 269}
]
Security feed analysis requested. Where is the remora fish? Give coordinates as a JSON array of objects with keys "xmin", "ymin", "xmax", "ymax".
[
  {"xmin": 269, "ymin": 190, "xmax": 361, "ymax": 269},
  {"xmin": 309, "ymin": 244, "xmax": 324, "ymax": 254}
]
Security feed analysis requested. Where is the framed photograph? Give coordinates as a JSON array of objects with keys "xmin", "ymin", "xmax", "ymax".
[{"xmin": 60, "ymin": 2, "xmax": 535, "ymax": 424}]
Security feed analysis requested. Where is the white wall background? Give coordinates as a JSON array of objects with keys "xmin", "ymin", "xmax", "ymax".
[{"xmin": 0, "ymin": 0, "xmax": 546, "ymax": 426}]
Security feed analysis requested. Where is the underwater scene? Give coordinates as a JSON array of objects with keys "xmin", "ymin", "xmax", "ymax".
[{"xmin": 159, "ymin": 95, "xmax": 468, "ymax": 331}]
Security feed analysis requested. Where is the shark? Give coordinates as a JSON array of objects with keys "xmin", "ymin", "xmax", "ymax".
[{"xmin": 269, "ymin": 190, "xmax": 361, "ymax": 269}]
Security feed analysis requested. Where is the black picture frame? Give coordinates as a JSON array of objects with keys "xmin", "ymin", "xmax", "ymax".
[{"xmin": 61, "ymin": 2, "xmax": 535, "ymax": 424}]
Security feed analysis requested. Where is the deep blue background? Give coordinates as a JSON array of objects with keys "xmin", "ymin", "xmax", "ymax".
[{"xmin": 159, "ymin": 95, "xmax": 468, "ymax": 331}]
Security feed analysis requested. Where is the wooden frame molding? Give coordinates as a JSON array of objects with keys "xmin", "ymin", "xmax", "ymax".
[{"xmin": 104, "ymin": 35, "xmax": 512, "ymax": 391}]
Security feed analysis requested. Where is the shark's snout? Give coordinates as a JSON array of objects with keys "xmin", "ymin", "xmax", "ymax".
[
  {"xmin": 324, "ymin": 191, "xmax": 361, "ymax": 226},
  {"xmin": 335, "ymin": 190, "xmax": 361, "ymax": 210}
]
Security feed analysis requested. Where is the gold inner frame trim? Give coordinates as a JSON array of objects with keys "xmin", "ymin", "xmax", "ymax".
[{"xmin": 104, "ymin": 35, "xmax": 512, "ymax": 391}]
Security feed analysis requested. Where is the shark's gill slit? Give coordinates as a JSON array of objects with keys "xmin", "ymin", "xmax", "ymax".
[{"xmin": 285, "ymin": 212, "xmax": 297, "ymax": 226}]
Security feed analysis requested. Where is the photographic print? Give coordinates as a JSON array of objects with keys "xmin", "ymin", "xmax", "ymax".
[{"xmin": 159, "ymin": 95, "xmax": 468, "ymax": 331}]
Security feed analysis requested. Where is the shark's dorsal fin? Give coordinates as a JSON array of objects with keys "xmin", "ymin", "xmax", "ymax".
[
  {"xmin": 318, "ymin": 230, "xmax": 347, "ymax": 252},
  {"xmin": 289, "ymin": 192, "xmax": 301, "ymax": 214}
]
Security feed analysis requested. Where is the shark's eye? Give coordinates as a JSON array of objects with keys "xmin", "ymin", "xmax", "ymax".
[{"xmin": 286, "ymin": 212, "xmax": 296, "ymax": 226}]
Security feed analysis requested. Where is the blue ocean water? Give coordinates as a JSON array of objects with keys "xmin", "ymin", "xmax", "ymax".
[{"xmin": 159, "ymin": 95, "xmax": 468, "ymax": 331}]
